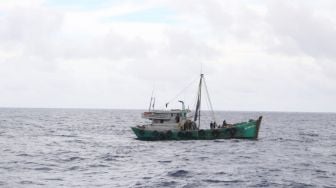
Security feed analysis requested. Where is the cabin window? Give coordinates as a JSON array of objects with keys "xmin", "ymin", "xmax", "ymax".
[
  {"xmin": 171, "ymin": 113, "xmax": 173, "ymax": 117},
  {"xmin": 160, "ymin": 120, "xmax": 164, "ymax": 123}
]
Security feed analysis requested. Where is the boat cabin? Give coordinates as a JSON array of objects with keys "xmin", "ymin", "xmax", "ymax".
[
  {"xmin": 140, "ymin": 109, "xmax": 192, "ymax": 131},
  {"xmin": 142, "ymin": 109, "xmax": 191, "ymax": 123}
]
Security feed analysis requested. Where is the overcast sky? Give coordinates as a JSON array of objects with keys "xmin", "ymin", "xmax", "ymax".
[{"xmin": 0, "ymin": 0, "xmax": 336, "ymax": 112}]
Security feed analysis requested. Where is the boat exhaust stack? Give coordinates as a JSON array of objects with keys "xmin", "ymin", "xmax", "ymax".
[{"xmin": 178, "ymin": 100, "xmax": 186, "ymax": 119}]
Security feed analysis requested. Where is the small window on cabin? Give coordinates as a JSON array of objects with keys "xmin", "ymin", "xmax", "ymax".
[
  {"xmin": 160, "ymin": 120, "xmax": 164, "ymax": 123},
  {"xmin": 171, "ymin": 113, "xmax": 173, "ymax": 117}
]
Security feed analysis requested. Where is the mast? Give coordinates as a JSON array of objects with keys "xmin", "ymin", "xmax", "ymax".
[
  {"xmin": 194, "ymin": 74, "xmax": 203, "ymax": 128},
  {"xmin": 152, "ymin": 97, "xmax": 155, "ymax": 110},
  {"xmin": 148, "ymin": 88, "xmax": 155, "ymax": 111},
  {"xmin": 148, "ymin": 97, "xmax": 153, "ymax": 111}
]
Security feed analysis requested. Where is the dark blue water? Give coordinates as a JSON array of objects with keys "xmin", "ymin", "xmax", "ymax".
[{"xmin": 0, "ymin": 108, "xmax": 335, "ymax": 187}]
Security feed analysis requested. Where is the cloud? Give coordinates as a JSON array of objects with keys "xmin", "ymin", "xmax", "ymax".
[
  {"xmin": 0, "ymin": 0, "xmax": 335, "ymax": 112},
  {"xmin": 266, "ymin": 1, "xmax": 336, "ymax": 59}
]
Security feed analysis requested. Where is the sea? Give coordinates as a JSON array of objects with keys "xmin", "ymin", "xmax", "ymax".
[{"xmin": 0, "ymin": 108, "xmax": 335, "ymax": 188}]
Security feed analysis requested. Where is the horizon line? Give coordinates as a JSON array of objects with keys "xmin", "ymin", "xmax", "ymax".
[{"xmin": 0, "ymin": 106, "xmax": 335, "ymax": 114}]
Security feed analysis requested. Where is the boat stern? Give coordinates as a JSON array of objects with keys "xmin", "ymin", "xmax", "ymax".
[{"xmin": 254, "ymin": 116, "xmax": 263, "ymax": 139}]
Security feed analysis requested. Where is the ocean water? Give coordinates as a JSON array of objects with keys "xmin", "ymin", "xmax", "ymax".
[{"xmin": 0, "ymin": 108, "xmax": 335, "ymax": 188}]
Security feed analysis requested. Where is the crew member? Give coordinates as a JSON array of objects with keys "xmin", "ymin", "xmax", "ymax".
[{"xmin": 222, "ymin": 120, "xmax": 227, "ymax": 127}]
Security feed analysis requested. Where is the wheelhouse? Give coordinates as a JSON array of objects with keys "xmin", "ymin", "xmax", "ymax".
[{"xmin": 142, "ymin": 109, "xmax": 192, "ymax": 125}]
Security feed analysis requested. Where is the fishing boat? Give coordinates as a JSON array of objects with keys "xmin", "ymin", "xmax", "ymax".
[{"xmin": 131, "ymin": 74, "xmax": 262, "ymax": 140}]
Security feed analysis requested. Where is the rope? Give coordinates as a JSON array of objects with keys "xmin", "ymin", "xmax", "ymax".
[
  {"xmin": 165, "ymin": 77, "xmax": 198, "ymax": 108},
  {"xmin": 203, "ymin": 77, "xmax": 217, "ymax": 123}
]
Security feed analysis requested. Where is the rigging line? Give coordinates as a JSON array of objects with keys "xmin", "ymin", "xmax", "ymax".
[
  {"xmin": 204, "ymin": 89, "xmax": 212, "ymax": 128},
  {"xmin": 204, "ymin": 91, "xmax": 211, "ymax": 114},
  {"xmin": 203, "ymin": 77, "xmax": 217, "ymax": 123},
  {"xmin": 165, "ymin": 76, "xmax": 199, "ymax": 106},
  {"xmin": 197, "ymin": 74, "xmax": 203, "ymax": 129}
]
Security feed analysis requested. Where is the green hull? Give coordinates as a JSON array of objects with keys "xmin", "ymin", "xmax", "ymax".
[{"xmin": 131, "ymin": 116, "xmax": 262, "ymax": 141}]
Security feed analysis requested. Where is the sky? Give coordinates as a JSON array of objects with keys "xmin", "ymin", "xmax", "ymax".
[{"xmin": 0, "ymin": 0, "xmax": 336, "ymax": 112}]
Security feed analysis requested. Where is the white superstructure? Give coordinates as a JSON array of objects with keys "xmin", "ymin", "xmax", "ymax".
[{"xmin": 140, "ymin": 109, "xmax": 194, "ymax": 131}]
